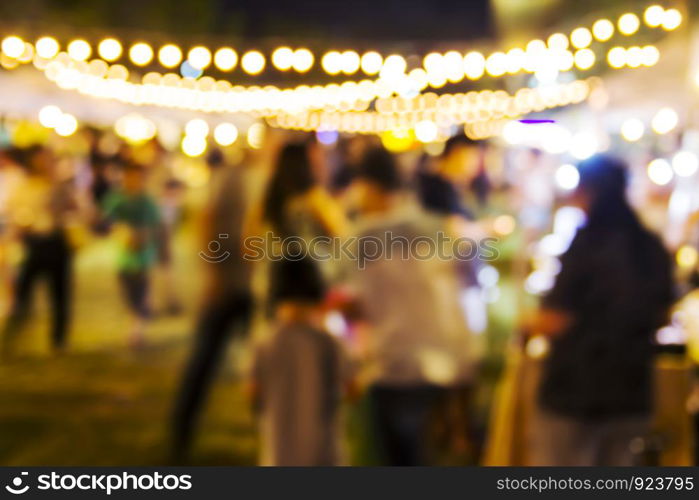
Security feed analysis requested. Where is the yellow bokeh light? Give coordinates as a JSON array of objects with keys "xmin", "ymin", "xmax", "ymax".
[
  {"xmin": 158, "ymin": 44, "xmax": 183, "ymax": 68},
  {"xmin": 213, "ymin": 122, "xmax": 238, "ymax": 146},
  {"xmin": 414, "ymin": 120, "xmax": 438, "ymax": 143},
  {"xmin": 644, "ymin": 5, "xmax": 665, "ymax": 27},
  {"xmin": 661, "ymin": 8, "xmax": 682, "ymax": 31},
  {"xmin": 38, "ymin": 105, "xmax": 63, "ymax": 128},
  {"xmin": 129, "ymin": 42, "xmax": 153, "ymax": 66},
  {"xmin": 2, "ymin": 36, "xmax": 25, "ymax": 58},
  {"xmin": 68, "ymin": 39, "xmax": 91, "ymax": 61},
  {"xmin": 247, "ymin": 123, "xmax": 265, "ymax": 149},
  {"xmin": 493, "ymin": 214, "xmax": 516, "ymax": 236},
  {"xmin": 321, "ymin": 50, "xmax": 343, "ymax": 75},
  {"xmin": 55, "ymin": 113, "xmax": 78, "ymax": 137},
  {"xmin": 592, "ymin": 19, "xmax": 614, "ymax": 41},
  {"xmin": 380, "ymin": 129, "xmax": 414, "ymax": 153},
  {"xmin": 187, "ymin": 46, "xmax": 212, "ymax": 69},
  {"xmin": 641, "ymin": 45, "xmax": 660, "ymax": 67},
  {"xmin": 464, "ymin": 51, "xmax": 485, "ymax": 79},
  {"xmin": 214, "ymin": 47, "xmax": 237, "ymax": 71},
  {"xmin": 570, "ymin": 27, "xmax": 592, "ymax": 49},
  {"xmin": 574, "ymin": 48, "xmax": 595, "ymax": 70},
  {"xmin": 547, "ymin": 33, "xmax": 569, "ymax": 51},
  {"xmin": 485, "ymin": 52, "xmax": 507, "ymax": 77},
  {"xmin": 272, "ymin": 46, "xmax": 294, "ymax": 70},
  {"xmin": 181, "ymin": 135, "xmax": 207, "ymax": 157},
  {"xmin": 607, "ymin": 46, "xmax": 626, "ymax": 68},
  {"xmin": 292, "ymin": 48, "xmax": 313, "ymax": 72},
  {"xmin": 620, "ymin": 118, "xmax": 644, "ymax": 142},
  {"xmin": 625, "ymin": 46, "xmax": 643, "ymax": 68},
  {"xmin": 185, "ymin": 118, "xmax": 209, "ymax": 137},
  {"xmin": 652, "ymin": 107, "xmax": 678, "ymax": 135},
  {"xmin": 341, "ymin": 50, "xmax": 360, "ymax": 74},
  {"xmin": 677, "ymin": 245, "xmax": 698, "ymax": 269},
  {"xmin": 505, "ymin": 48, "xmax": 525, "ymax": 74},
  {"xmin": 35, "ymin": 37, "xmax": 59, "ymax": 59},
  {"xmin": 241, "ymin": 50, "xmax": 265, "ymax": 75},
  {"xmin": 360, "ymin": 51, "xmax": 382, "ymax": 75},
  {"xmin": 618, "ymin": 13, "xmax": 640, "ymax": 35},
  {"xmin": 98, "ymin": 38, "xmax": 122, "ymax": 61}
]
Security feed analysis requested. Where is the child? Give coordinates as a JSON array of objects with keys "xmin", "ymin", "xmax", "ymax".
[
  {"xmin": 102, "ymin": 162, "xmax": 161, "ymax": 348},
  {"xmin": 251, "ymin": 258, "xmax": 349, "ymax": 466}
]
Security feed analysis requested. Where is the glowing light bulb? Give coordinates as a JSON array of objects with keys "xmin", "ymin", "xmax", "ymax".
[
  {"xmin": 570, "ymin": 27, "xmax": 592, "ymax": 49},
  {"xmin": 647, "ymin": 158, "xmax": 673, "ymax": 185},
  {"xmin": 620, "ymin": 118, "xmax": 644, "ymax": 142},
  {"xmin": 55, "ymin": 113, "xmax": 78, "ymax": 136},
  {"xmin": 555, "ymin": 164, "xmax": 580, "ymax": 191},
  {"xmin": 592, "ymin": 19, "xmax": 614, "ymax": 41},
  {"xmin": 187, "ymin": 46, "xmax": 212, "ymax": 70},
  {"xmin": 213, "ymin": 122, "xmax": 238, "ymax": 146},
  {"xmin": 2, "ymin": 36, "xmax": 25, "ymax": 58},
  {"xmin": 214, "ymin": 48, "xmax": 237, "ymax": 71},
  {"xmin": 661, "ymin": 8, "xmax": 682, "ymax": 31},
  {"xmin": 35, "ymin": 37, "xmax": 59, "ymax": 59},
  {"xmin": 129, "ymin": 42, "xmax": 153, "ymax": 66},
  {"xmin": 67, "ymin": 39, "xmax": 91, "ymax": 61},
  {"xmin": 607, "ymin": 46, "xmax": 626, "ymax": 68},
  {"xmin": 98, "ymin": 38, "xmax": 122, "ymax": 61},
  {"xmin": 672, "ymin": 151, "xmax": 698, "ymax": 177},
  {"xmin": 651, "ymin": 107, "xmax": 678, "ymax": 134},
  {"xmin": 272, "ymin": 46, "xmax": 294, "ymax": 71},
  {"xmin": 38, "ymin": 105, "xmax": 62, "ymax": 128},
  {"xmin": 644, "ymin": 5, "xmax": 665, "ymax": 27},
  {"xmin": 360, "ymin": 51, "xmax": 383, "ymax": 75},
  {"xmin": 241, "ymin": 50, "xmax": 265, "ymax": 75},
  {"xmin": 158, "ymin": 44, "xmax": 183, "ymax": 68},
  {"xmin": 292, "ymin": 48, "xmax": 313, "ymax": 72},
  {"xmin": 618, "ymin": 13, "xmax": 640, "ymax": 35},
  {"xmin": 321, "ymin": 51, "xmax": 343, "ymax": 75},
  {"xmin": 185, "ymin": 119, "xmax": 209, "ymax": 137}
]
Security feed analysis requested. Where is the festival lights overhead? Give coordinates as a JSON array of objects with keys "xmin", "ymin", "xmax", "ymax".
[{"xmin": 0, "ymin": 3, "xmax": 686, "ymax": 142}]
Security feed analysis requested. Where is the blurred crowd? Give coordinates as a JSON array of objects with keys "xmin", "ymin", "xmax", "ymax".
[{"xmin": 0, "ymin": 125, "xmax": 698, "ymax": 466}]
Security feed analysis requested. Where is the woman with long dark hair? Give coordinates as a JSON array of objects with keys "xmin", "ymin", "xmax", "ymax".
[
  {"xmin": 261, "ymin": 141, "xmax": 347, "ymax": 241},
  {"xmin": 530, "ymin": 154, "xmax": 675, "ymax": 465}
]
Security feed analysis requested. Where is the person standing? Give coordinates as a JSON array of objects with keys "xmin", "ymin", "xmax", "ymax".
[
  {"xmin": 2, "ymin": 145, "xmax": 78, "ymax": 355},
  {"xmin": 250, "ymin": 258, "xmax": 349, "ymax": 465},
  {"xmin": 529, "ymin": 155, "xmax": 675, "ymax": 465},
  {"xmin": 101, "ymin": 162, "xmax": 162, "ymax": 348},
  {"xmin": 344, "ymin": 147, "xmax": 480, "ymax": 465},
  {"xmin": 171, "ymin": 149, "xmax": 256, "ymax": 460}
]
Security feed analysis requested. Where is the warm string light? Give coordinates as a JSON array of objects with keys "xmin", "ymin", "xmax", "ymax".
[
  {"xmin": 41, "ymin": 54, "xmax": 386, "ymax": 115},
  {"xmin": 0, "ymin": 3, "xmax": 681, "ymax": 80},
  {"xmin": 265, "ymin": 77, "xmax": 600, "ymax": 135}
]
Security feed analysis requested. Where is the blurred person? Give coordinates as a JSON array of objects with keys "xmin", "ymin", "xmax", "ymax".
[
  {"xmin": 155, "ymin": 178, "xmax": 185, "ymax": 315},
  {"xmin": 250, "ymin": 257, "xmax": 350, "ymax": 465},
  {"xmin": 0, "ymin": 148, "xmax": 26, "ymax": 315},
  {"xmin": 101, "ymin": 162, "xmax": 162, "ymax": 348},
  {"xmin": 416, "ymin": 135, "xmax": 482, "ymax": 221},
  {"xmin": 345, "ymin": 147, "xmax": 480, "ymax": 465},
  {"xmin": 171, "ymin": 149, "xmax": 255, "ymax": 460},
  {"xmin": 1, "ymin": 145, "xmax": 78, "ymax": 355},
  {"xmin": 259, "ymin": 141, "xmax": 347, "ymax": 244},
  {"xmin": 529, "ymin": 155, "xmax": 675, "ymax": 466},
  {"xmin": 253, "ymin": 141, "xmax": 348, "ymax": 311}
]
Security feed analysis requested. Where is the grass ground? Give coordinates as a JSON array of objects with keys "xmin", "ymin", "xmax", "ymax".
[{"xmin": 0, "ymin": 231, "xmax": 259, "ymax": 465}]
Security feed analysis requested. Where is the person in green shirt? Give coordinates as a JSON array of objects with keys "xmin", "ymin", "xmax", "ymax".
[{"xmin": 102, "ymin": 162, "xmax": 162, "ymax": 348}]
